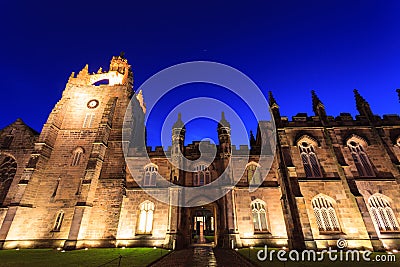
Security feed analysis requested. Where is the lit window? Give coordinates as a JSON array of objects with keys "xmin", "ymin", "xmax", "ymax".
[
  {"xmin": 71, "ymin": 147, "xmax": 84, "ymax": 166},
  {"xmin": 251, "ymin": 200, "xmax": 268, "ymax": 232},
  {"xmin": 137, "ymin": 201, "xmax": 155, "ymax": 234},
  {"xmin": 369, "ymin": 195, "xmax": 399, "ymax": 232},
  {"xmin": 53, "ymin": 211, "xmax": 64, "ymax": 231},
  {"xmin": 83, "ymin": 113, "xmax": 95, "ymax": 128},
  {"xmin": 193, "ymin": 165, "xmax": 211, "ymax": 186},
  {"xmin": 143, "ymin": 164, "xmax": 158, "ymax": 186},
  {"xmin": 347, "ymin": 140, "xmax": 374, "ymax": 177},
  {"xmin": 299, "ymin": 142, "xmax": 322, "ymax": 178},
  {"xmin": 312, "ymin": 195, "xmax": 340, "ymax": 232},
  {"xmin": 246, "ymin": 162, "xmax": 262, "ymax": 184},
  {"xmin": 0, "ymin": 155, "xmax": 17, "ymax": 204}
]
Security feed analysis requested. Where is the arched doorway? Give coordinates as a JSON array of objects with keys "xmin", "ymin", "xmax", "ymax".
[{"xmin": 189, "ymin": 203, "xmax": 218, "ymax": 247}]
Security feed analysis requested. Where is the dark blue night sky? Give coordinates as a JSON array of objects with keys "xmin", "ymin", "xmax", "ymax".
[{"xmin": 1, "ymin": 0, "xmax": 399, "ymax": 147}]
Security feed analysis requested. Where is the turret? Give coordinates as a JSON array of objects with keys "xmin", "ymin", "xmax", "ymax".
[
  {"xmin": 171, "ymin": 113, "xmax": 186, "ymax": 182},
  {"xmin": 217, "ymin": 112, "xmax": 231, "ymax": 158}
]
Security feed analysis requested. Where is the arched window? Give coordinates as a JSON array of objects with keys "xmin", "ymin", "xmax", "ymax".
[
  {"xmin": 312, "ymin": 195, "xmax": 340, "ymax": 232},
  {"xmin": 246, "ymin": 162, "xmax": 262, "ymax": 184},
  {"xmin": 251, "ymin": 200, "xmax": 269, "ymax": 232},
  {"xmin": 83, "ymin": 113, "xmax": 95, "ymax": 128},
  {"xmin": 53, "ymin": 211, "xmax": 64, "ymax": 231},
  {"xmin": 71, "ymin": 147, "xmax": 84, "ymax": 166},
  {"xmin": 143, "ymin": 164, "xmax": 158, "ymax": 186},
  {"xmin": 368, "ymin": 195, "xmax": 399, "ymax": 232},
  {"xmin": 137, "ymin": 201, "xmax": 155, "ymax": 234},
  {"xmin": 0, "ymin": 155, "xmax": 17, "ymax": 204},
  {"xmin": 299, "ymin": 142, "xmax": 322, "ymax": 178},
  {"xmin": 193, "ymin": 165, "xmax": 211, "ymax": 186},
  {"xmin": 347, "ymin": 139, "xmax": 374, "ymax": 177}
]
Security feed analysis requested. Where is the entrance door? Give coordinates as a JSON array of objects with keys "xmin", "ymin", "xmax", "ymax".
[{"xmin": 192, "ymin": 207, "xmax": 216, "ymax": 245}]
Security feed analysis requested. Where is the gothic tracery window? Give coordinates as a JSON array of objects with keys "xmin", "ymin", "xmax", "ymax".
[
  {"xmin": 143, "ymin": 164, "xmax": 158, "ymax": 186},
  {"xmin": 0, "ymin": 155, "xmax": 17, "ymax": 204},
  {"xmin": 299, "ymin": 142, "xmax": 322, "ymax": 178},
  {"xmin": 137, "ymin": 201, "xmax": 155, "ymax": 234},
  {"xmin": 71, "ymin": 147, "xmax": 84, "ymax": 166},
  {"xmin": 251, "ymin": 200, "xmax": 269, "ymax": 232},
  {"xmin": 368, "ymin": 195, "xmax": 399, "ymax": 232},
  {"xmin": 193, "ymin": 165, "xmax": 211, "ymax": 186},
  {"xmin": 347, "ymin": 139, "xmax": 374, "ymax": 177},
  {"xmin": 312, "ymin": 195, "xmax": 340, "ymax": 232}
]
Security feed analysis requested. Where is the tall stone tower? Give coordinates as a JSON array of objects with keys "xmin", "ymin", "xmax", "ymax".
[
  {"xmin": 171, "ymin": 113, "xmax": 185, "ymax": 183},
  {"xmin": 0, "ymin": 55, "xmax": 144, "ymax": 249},
  {"xmin": 217, "ymin": 112, "xmax": 231, "ymax": 160}
]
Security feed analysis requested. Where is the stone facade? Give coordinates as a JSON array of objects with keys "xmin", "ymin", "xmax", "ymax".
[{"xmin": 0, "ymin": 56, "xmax": 399, "ymax": 251}]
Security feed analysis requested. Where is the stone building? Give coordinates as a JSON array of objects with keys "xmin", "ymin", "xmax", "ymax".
[{"xmin": 0, "ymin": 56, "xmax": 399, "ymax": 251}]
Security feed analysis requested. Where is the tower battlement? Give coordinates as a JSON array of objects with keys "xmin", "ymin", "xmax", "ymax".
[{"xmin": 67, "ymin": 55, "xmax": 133, "ymax": 87}]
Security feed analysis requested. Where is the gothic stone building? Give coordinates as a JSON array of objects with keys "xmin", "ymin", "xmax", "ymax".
[{"xmin": 0, "ymin": 56, "xmax": 400, "ymax": 251}]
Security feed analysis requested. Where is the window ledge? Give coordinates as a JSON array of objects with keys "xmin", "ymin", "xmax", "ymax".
[
  {"xmin": 253, "ymin": 231, "xmax": 270, "ymax": 235},
  {"xmin": 318, "ymin": 231, "xmax": 342, "ymax": 235}
]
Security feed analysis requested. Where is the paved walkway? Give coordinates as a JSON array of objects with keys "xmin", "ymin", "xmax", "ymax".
[{"xmin": 149, "ymin": 246, "xmax": 255, "ymax": 267}]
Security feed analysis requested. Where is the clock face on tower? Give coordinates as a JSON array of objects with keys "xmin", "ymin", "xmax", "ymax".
[{"xmin": 87, "ymin": 99, "xmax": 99, "ymax": 109}]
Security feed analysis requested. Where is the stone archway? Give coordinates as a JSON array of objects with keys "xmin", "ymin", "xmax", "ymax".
[
  {"xmin": 191, "ymin": 205, "xmax": 216, "ymax": 245},
  {"xmin": 181, "ymin": 201, "xmax": 220, "ymax": 248}
]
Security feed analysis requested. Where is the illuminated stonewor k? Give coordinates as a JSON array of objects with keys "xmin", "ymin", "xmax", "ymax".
[{"xmin": 0, "ymin": 56, "xmax": 399, "ymax": 253}]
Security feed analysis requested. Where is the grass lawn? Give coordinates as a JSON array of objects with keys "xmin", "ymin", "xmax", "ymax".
[
  {"xmin": 238, "ymin": 247, "xmax": 400, "ymax": 267},
  {"xmin": 0, "ymin": 247, "xmax": 170, "ymax": 267}
]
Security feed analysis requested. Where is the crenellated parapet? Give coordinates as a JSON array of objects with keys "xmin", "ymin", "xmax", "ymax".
[
  {"xmin": 67, "ymin": 56, "xmax": 133, "ymax": 87},
  {"xmin": 268, "ymin": 90, "xmax": 400, "ymax": 128}
]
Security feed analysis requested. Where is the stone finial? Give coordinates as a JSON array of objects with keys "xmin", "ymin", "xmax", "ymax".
[
  {"xmin": 353, "ymin": 89, "xmax": 374, "ymax": 120},
  {"xmin": 77, "ymin": 64, "xmax": 89, "ymax": 78},
  {"xmin": 268, "ymin": 91, "xmax": 282, "ymax": 124},
  {"xmin": 82, "ymin": 64, "xmax": 89, "ymax": 72},
  {"xmin": 311, "ymin": 90, "xmax": 325, "ymax": 114},
  {"xmin": 250, "ymin": 130, "xmax": 256, "ymax": 146},
  {"xmin": 268, "ymin": 91, "xmax": 279, "ymax": 108},
  {"xmin": 97, "ymin": 67, "xmax": 103, "ymax": 74},
  {"xmin": 173, "ymin": 113, "xmax": 185, "ymax": 129},
  {"xmin": 219, "ymin": 112, "xmax": 230, "ymax": 128},
  {"xmin": 354, "ymin": 89, "xmax": 367, "ymax": 109}
]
